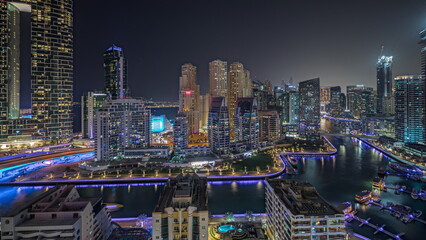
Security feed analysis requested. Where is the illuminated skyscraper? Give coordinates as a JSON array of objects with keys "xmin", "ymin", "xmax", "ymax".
[
  {"xmin": 234, "ymin": 97, "xmax": 259, "ymax": 149},
  {"xmin": 179, "ymin": 63, "xmax": 200, "ymax": 134},
  {"xmin": 258, "ymin": 110, "xmax": 281, "ymax": 142},
  {"xmin": 209, "ymin": 59, "xmax": 227, "ymax": 98},
  {"xmin": 320, "ymin": 87, "xmax": 331, "ymax": 113},
  {"xmin": 395, "ymin": 75, "xmax": 425, "ymax": 143},
  {"xmin": 227, "ymin": 62, "xmax": 251, "ymax": 138},
  {"xmin": 0, "ymin": 0, "xmax": 74, "ymax": 139},
  {"xmin": 299, "ymin": 78, "xmax": 320, "ymax": 138},
  {"xmin": 81, "ymin": 91, "xmax": 107, "ymax": 139},
  {"xmin": 328, "ymin": 86, "xmax": 345, "ymax": 117},
  {"xmin": 346, "ymin": 85, "xmax": 376, "ymax": 119},
  {"xmin": 199, "ymin": 93, "xmax": 210, "ymax": 132},
  {"xmin": 208, "ymin": 97, "xmax": 230, "ymax": 155},
  {"xmin": 104, "ymin": 45, "xmax": 128, "ymax": 99},
  {"xmin": 94, "ymin": 98, "xmax": 151, "ymax": 161},
  {"xmin": 173, "ymin": 112, "xmax": 189, "ymax": 155},
  {"xmin": 420, "ymin": 28, "xmax": 426, "ymax": 77},
  {"xmin": 376, "ymin": 56, "xmax": 393, "ymax": 114}
]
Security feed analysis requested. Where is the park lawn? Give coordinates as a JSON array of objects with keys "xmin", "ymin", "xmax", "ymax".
[{"xmin": 232, "ymin": 152, "xmax": 274, "ymax": 171}]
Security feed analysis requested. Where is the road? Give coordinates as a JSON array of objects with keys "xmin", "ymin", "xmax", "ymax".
[{"xmin": 0, "ymin": 148, "xmax": 94, "ymax": 170}]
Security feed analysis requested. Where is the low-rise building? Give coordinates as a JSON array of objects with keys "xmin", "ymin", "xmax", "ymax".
[
  {"xmin": 265, "ymin": 179, "xmax": 345, "ymax": 240},
  {"xmin": 1, "ymin": 185, "xmax": 112, "ymax": 240},
  {"xmin": 152, "ymin": 174, "xmax": 209, "ymax": 240}
]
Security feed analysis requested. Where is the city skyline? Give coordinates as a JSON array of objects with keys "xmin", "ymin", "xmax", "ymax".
[{"xmin": 73, "ymin": 0, "xmax": 426, "ymax": 102}]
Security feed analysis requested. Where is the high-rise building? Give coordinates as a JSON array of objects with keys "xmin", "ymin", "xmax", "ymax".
[
  {"xmin": 94, "ymin": 98, "xmax": 151, "ymax": 161},
  {"xmin": 258, "ymin": 110, "xmax": 281, "ymax": 142},
  {"xmin": 299, "ymin": 78, "xmax": 320, "ymax": 138},
  {"xmin": 420, "ymin": 28, "xmax": 426, "ymax": 77},
  {"xmin": 173, "ymin": 112, "xmax": 189, "ymax": 155},
  {"xmin": 395, "ymin": 75, "xmax": 425, "ymax": 143},
  {"xmin": 179, "ymin": 63, "xmax": 200, "ymax": 134},
  {"xmin": 104, "ymin": 45, "xmax": 128, "ymax": 100},
  {"xmin": 376, "ymin": 56, "xmax": 393, "ymax": 115},
  {"xmin": 209, "ymin": 59, "xmax": 227, "ymax": 98},
  {"xmin": 346, "ymin": 85, "xmax": 376, "ymax": 119},
  {"xmin": 265, "ymin": 179, "xmax": 346, "ymax": 240},
  {"xmin": 0, "ymin": 0, "xmax": 74, "ymax": 139},
  {"xmin": 81, "ymin": 91, "xmax": 107, "ymax": 139},
  {"xmin": 252, "ymin": 80, "xmax": 269, "ymax": 111},
  {"xmin": 152, "ymin": 174, "xmax": 209, "ymax": 240},
  {"xmin": 1, "ymin": 185, "xmax": 112, "ymax": 240},
  {"xmin": 328, "ymin": 86, "xmax": 345, "ymax": 117},
  {"xmin": 234, "ymin": 97, "xmax": 259, "ymax": 149},
  {"xmin": 320, "ymin": 87, "xmax": 331, "ymax": 113},
  {"xmin": 208, "ymin": 97, "xmax": 230, "ymax": 155},
  {"xmin": 227, "ymin": 62, "xmax": 252, "ymax": 138},
  {"xmin": 199, "ymin": 93, "xmax": 210, "ymax": 132}
]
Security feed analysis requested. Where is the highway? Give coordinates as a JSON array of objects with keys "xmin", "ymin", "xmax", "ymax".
[{"xmin": 0, "ymin": 148, "xmax": 94, "ymax": 170}]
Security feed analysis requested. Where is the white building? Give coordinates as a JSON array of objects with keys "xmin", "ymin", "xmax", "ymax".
[
  {"xmin": 152, "ymin": 174, "xmax": 209, "ymax": 240},
  {"xmin": 265, "ymin": 179, "xmax": 345, "ymax": 240},
  {"xmin": 94, "ymin": 98, "xmax": 151, "ymax": 161},
  {"xmin": 81, "ymin": 91, "xmax": 107, "ymax": 139},
  {"xmin": 0, "ymin": 185, "xmax": 112, "ymax": 240}
]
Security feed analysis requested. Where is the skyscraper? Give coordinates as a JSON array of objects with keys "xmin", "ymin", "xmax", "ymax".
[
  {"xmin": 320, "ymin": 87, "xmax": 331, "ymax": 113},
  {"xmin": 81, "ymin": 91, "xmax": 107, "ymax": 139},
  {"xmin": 328, "ymin": 86, "xmax": 345, "ymax": 117},
  {"xmin": 227, "ymin": 62, "xmax": 252, "ymax": 138},
  {"xmin": 346, "ymin": 85, "xmax": 376, "ymax": 119},
  {"xmin": 179, "ymin": 63, "xmax": 200, "ymax": 134},
  {"xmin": 258, "ymin": 110, "xmax": 281, "ymax": 142},
  {"xmin": 420, "ymin": 28, "xmax": 426, "ymax": 77},
  {"xmin": 234, "ymin": 97, "xmax": 259, "ymax": 149},
  {"xmin": 395, "ymin": 75, "xmax": 425, "ymax": 143},
  {"xmin": 173, "ymin": 112, "xmax": 189, "ymax": 155},
  {"xmin": 94, "ymin": 98, "xmax": 151, "ymax": 161},
  {"xmin": 0, "ymin": 0, "xmax": 74, "ymax": 139},
  {"xmin": 208, "ymin": 97, "xmax": 230, "ymax": 155},
  {"xmin": 376, "ymin": 56, "xmax": 393, "ymax": 115},
  {"xmin": 299, "ymin": 78, "xmax": 320, "ymax": 138},
  {"xmin": 104, "ymin": 45, "xmax": 128, "ymax": 100},
  {"xmin": 209, "ymin": 59, "xmax": 228, "ymax": 98}
]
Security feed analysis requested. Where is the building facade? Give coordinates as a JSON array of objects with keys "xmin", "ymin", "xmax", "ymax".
[
  {"xmin": 395, "ymin": 75, "xmax": 425, "ymax": 143},
  {"xmin": 346, "ymin": 85, "xmax": 376, "ymax": 119},
  {"xmin": 81, "ymin": 91, "xmax": 107, "ymax": 139},
  {"xmin": 234, "ymin": 97, "xmax": 259, "ymax": 149},
  {"xmin": 152, "ymin": 174, "xmax": 209, "ymax": 240},
  {"xmin": 179, "ymin": 63, "xmax": 200, "ymax": 134},
  {"xmin": 94, "ymin": 98, "xmax": 151, "ymax": 161},
  {"xmin": 209, "ymin": 59, "xmax": 228, "ymax": 98},
  {"xmin": 173, "ymin": 112, "xmax": 189, "ymax": 155},
  {"xmin": 376, "ymin": 56, "xmax": 393, "ymax": 115},
  {"xmin": 299, "ymin": 78, "xmax": 320, "ymax": 138},
  {"xmin": 208, "ymin": 97, "xmax": 230, "ymax": 155},
  {"xmin": 320, "ymin": 87, "xmax": 331, "ymax": 113},
  {"xmin": 104, "ymin": 45, "xmax": 128, "ymax": 100},
  {"xmin": 0, "ymin": 185, "xmax": 112, "ymax": 240},
  {"xmin": 265, "ymin": 179, "xmax": 346, "ymax": 240},
  {"xmin": 258, "ymin": 110, "xmax": 281, "ymax": 142},
  {"xmin": 0, "ymin": 0, "xmax": 74, "ymax": 139}
]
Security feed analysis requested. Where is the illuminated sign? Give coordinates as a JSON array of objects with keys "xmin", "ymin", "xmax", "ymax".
[{"xmin": 152, "ymin": 115, "xmax": 165, "ymax": 133}]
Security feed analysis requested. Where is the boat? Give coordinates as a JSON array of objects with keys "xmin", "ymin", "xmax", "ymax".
[
  {"xmin": 414, "ymin": 210, "xmax": 422, "ymax": 218},
  {"xmin": 372, "ymin": 177, "xmax": 387, "ymax": 191},
  {"xmin": 104, "ymin": 203, "xmax": 124, "ymax": 212},
  {"xmin": 411, "ymin": 189, "xmax": 419, "ymax": 200},
  {"xmin": 419, "ymin": 190, "xmax": 426, "ymax": 201},
  {"xmin": 355, "ymin": 190, "xmax": 372, "ymax": 204}
]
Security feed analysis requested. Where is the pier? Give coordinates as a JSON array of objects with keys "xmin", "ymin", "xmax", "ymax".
[
  {"xmin": 368, "ymin": 201, "xmax": 426, "ymax": 225},
  {"xmin": 346, "ymin": 214, "xmax": 405, "ymax": 240}
]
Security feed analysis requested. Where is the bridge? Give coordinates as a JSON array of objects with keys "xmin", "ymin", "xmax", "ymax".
[{"xmin": 321, "ymin": 132, "xmax": 379, "ymax": 140}]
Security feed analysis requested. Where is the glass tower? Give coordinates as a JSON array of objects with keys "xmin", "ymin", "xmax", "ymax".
[
  {"xmin": 104, "ymin": 45, "xmax": 128, "ymax": 100},
  {"xmin": 0, "ymin": 0, "xmax": 74, "ymax": 139},
  {"xmin": 376, "ymin": 56, "xmax": 393, "ymax": 115},
  {"xmin": 395, "ymin": 75, "xmax": 425, "ymax": 143},
  {"xmin": 298, "ymin": 78, "xmax": 320, "ymax": 138}
]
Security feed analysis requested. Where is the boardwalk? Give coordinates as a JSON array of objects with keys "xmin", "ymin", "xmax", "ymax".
[{"xmin": 369, "ymin": 201, "xmax": 426, "ymax": 225}]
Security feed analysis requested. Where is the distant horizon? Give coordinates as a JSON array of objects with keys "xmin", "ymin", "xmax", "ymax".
[{"xmin": 73, "ymin": 0, "xmax": 426, "ymax": 102}]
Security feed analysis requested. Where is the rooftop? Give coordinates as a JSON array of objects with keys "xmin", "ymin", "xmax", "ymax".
[
  {"xmin": 267, "ymin": 179, "xmax": 342, "ymax": 216},
  {"xmin": 153, "ymin": 174, "xmax": 208, "ymax": 212}
]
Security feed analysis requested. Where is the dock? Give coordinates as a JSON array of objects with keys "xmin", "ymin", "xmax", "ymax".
[
  {"xmin": 346, "ymin": 214, "xmax": 405, "ymax": 240},
  {"xmin": 368, "ymin": 201, "xmax": 426, "ymax": 225}
]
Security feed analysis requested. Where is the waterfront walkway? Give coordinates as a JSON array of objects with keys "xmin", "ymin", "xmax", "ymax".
[{"xmin": 368, "ymin": 201, "xmax": 426, "ymax": 225}]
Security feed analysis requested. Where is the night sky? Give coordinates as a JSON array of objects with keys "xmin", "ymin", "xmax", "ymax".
[{"xmin": 74, "ymin": 0, "xmax": 426, "ymax": 102}]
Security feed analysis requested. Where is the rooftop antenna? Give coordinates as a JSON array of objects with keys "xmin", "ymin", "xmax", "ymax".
[{"xmin": 380, "ymin": 45, "xmax": 384, "ymax": 57}]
